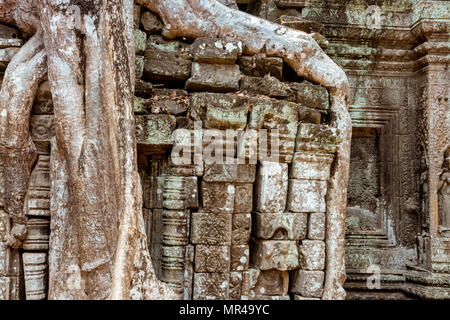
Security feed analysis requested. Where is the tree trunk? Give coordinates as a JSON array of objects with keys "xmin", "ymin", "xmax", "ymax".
[
  {"xmin": 138, "ymin": 0, "xmax": 352, "ymax": 300},
  {"xmin": 40, "ymin": 0, "xmax": 174, "ymax": 300}
]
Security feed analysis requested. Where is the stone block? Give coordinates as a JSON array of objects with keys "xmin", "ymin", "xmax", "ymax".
[
  {"xmin": 192, "ymin": 38, "xmax": 242, "ymax": 64},
  {"xmin": 150, "ymin": 98, "xmax": 188, "ymax": 116},
  {"xmin": 298, "ymin": 240, "xmax": 325, "ymax": 271},
  {"xmin": 253, "ymin": 212, "xmax": 307, "ymax": 240},
  {"xmin": 251, "ymin": 240, "xmax": 299, "ymax": 271},
  {"xmin": 290, "ymin": 151, "xmax": 334, "ymax": 180},
  {"xmin": 238, "ymin": 56, "xmax": 283, "ymax": 80},
  {"xmin": 134, "ymin": 96, "xmax": 149, "ymax": 114},
  {"xmin": 298, "ymin": 105, "xmax": 322, "ymax": 124},
  {"xmin": 290, "ymin": 270, "xmax": 324, "ymax": 298},
  {"xmin": 190, "ymin": 212, "xmax": 232, "ymax": 245},
  {"xmin": 195, "ymin": 245, "xmax": 230, "ymax": 273},
  {"xmin": 30, "ymin": 115, "xmax": 55, "ymax": 142},
  {"xmin": 193, "ymin": 273, "xmax": 230, "ymax": 300},
  {"xmin": 279, "ymin": 15, "xmax": 324, "ymax": 34},
  {"xmin": 274, "ymin": 0, "xmax": 310, "ymax": 8},
  {"xmin": 240, "ymin": 76, "xmax": 293, "ymax": 98},
  {"xmin": 308, "ymin": 213, "xmax": 325, "ymax": 240},
  {"xmin": 23, "ymin": 253, "xmax": 47, "ymax": 300},
  {"xmin": 231, "ymin": 245, "xmax": 249, "ymax": 271},
  {"xmin": 229, "ymin": 272, "xmax": 243, "ymax": 300},
  {"xmin": 185, "ymin": 176, "xmax": 199, "ymax": 209},
  {"xmin": 290, "ymin": 81, "xmax": 329, "ymax": 111},
  {"xmin": 135, "ymin": 55, "xmax": 144, "ymax": 78},
  {"xmin": 203, "ymin": 163, "xmax": 255, "ymax": 184},
  {"xmin": 163, "ymin": 176, "xmax": 186, "ymax": 210},
  {"xmin": 201, "ymin": 181, "xmax": 235, "ymax": 214},
  {"xmin": 287, "ymin": 179, "xmax": 327, "ymax": 213},
  {"xmin": 26, "ymin": 155, "xmax": 51, "ymax": 217},
  {"xmin": 135, "ymin": 115, "xmax": 176, "ymax": 153},
  {"xmin": 140, "ymin": 10, "xmax": 162, "ymax": 34},
  {"xmin": 295, "ymin": 123, "xmax": 341, "ymax": 154},
  {"xmin": 250, "ymin": 270, "xmax": 289, "ymax": 297},
  {"xmin": 255, "ymin": 161, "xmax": 288, "ymax": 213},
  {"xmin": 186, "ymin": 62, "xmax": 240, "ymax": 93},
  {"xmin": 162, "ymin": 210, "xmax": 190, "ymax": 246},
  {"xmin": 232, "ymin": 213, "xmax": 252, "ymax": 245},
  {"xmin": 133, "ymin": 4, "xmax": 141, "ymax": 28},
  {"xmin": 234, "ymin": 184, "xmax": 253, "ymax": 214},
  {"xmin": 144, "ymin": 35, "xmax": 192, "ymax": 83},
  {"xmin": 23, "ymin": 218, "xmax": 50, "ymax": 251},
  {"xmin": 0, "ymin": 276, "xmax": 20, "ymax": 300},
  {"xmin": 135, "ymin": 29, "xmax": 147, "ymax": 55},
  {"xmin": 134, "ymin": 79, "xmax": 153, "ymax": 98},
  {"xmin": 161, "ymin": 246, "xmax": 186, "ymax": 294}
]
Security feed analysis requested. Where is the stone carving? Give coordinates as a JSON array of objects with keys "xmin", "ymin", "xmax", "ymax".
[
  {"xmin": 23, "ymin": 253, "xmax": 47, "ymax": 300},
  {"xmin": 439, "ymin": 147, "xmax": 450, "ymax": 237}
]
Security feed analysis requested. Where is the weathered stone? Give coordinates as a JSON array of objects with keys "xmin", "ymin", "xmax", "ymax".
[
  {"xmin": 231, "ymin": 245, "xmax": 249, "ymax": 271},
  {"xmin": 299, "ymin": 240, "xmax": 326, "ymax": 271},
  {"xmin": 161, "ymin": 246, "xmax": 185, "ymax": 295},
  {"xmin": 185, "ymin": 176, "xmax": 199, "ymax": 209},
  {"xmin": 308, "ymin": 213, "xmax": 325, "ymax": 240},
  {"xmin": 240, "ymin": 76, "xmax": 293, "ymax": 98},
  {"xmin": 201, "ymin": 181, "xmax": 235, "ymax": 214},
  {"xmin": 234, "ymin": 184, "xmax": 253, "ymax": 214},
  {"xmin": 144, "ymin": 35, "xmax": 192, "ymax": 83},
  {"xmin": 184, "ymin": 245, "xmax": 195, "ymax": 300},
  {"xmin": 203, "ymin": 163, "xmax": 255, "ymax": 184},
  {"xmin": 0, "ymin": 47, "xmax": 19, "ymax": 71},
  {"xmin": 0, "ymin": 276, "xmax": 20, "ymax": 300},
  {"xmin": 134, "ymin": 78, "xmax": 153, "ymax": 98},
  {"xmin": 133, "ymin": 4, "xmax": 141, "ymax": 27},
  {"xmin": 229, "ymin": 272, "xmax": 243, "ymax": 300},
  {"xmin": 30, "ymin": 115, "xmax": 55, "ymax": 142},
  {"xmin": 26, "ymin": 155, "xmax": 51, "ymax": 217},
  {"xmin": 295, "ymin": 123, "xmax": 340, "ymax": 154},
  {"xmin": 293, "ymin": 295, "xmax": 320, "ymax": 300},
  {"xmin": 189, "ymin": 92, "xmax": 249, "ymax": 128},
  {"xmin": 135, "ymin": 114, "xmax": 176, "ymax": 153},
  {"xmin": 232, "ymin": 213, "xmax": 252, "ymax": 245},
  {"xmin": 135, "ymin": 55, "xmax": 144, "ymax": 78},
  {"xmin": 195, "ymin": 245, "xmax": 230, "ymax": 273},
  {"xmin": 290, "ymin": 270, "xmax": 324, "ymax": 298},
  {"xmin": 170, "ymin": 128, "xmax": 203, "ymax": 177},
  {"xmin": 298, "ymin": 105, "xmax": 322, "ymax": 124},
  {"xmin": 250, "ymin": 270, "xmax": 289, "ymax": 297},
  {"xmin": 150, "ymin": 98, "xmax": 189, "ymax": 116},
  {"xmin": 255, "ymin": 161, "xmax": 288, "ymax": 213},
  {"xmin": 273, "ymin": 0, "xmax": 310, "ymax": 8},
  {"xmin": 238, "ymin": 55, "xmax": 283, "ymax": 80},
  {"xmin": 31, "ymin": 81, "xmax": 53, "ymax": 114},
  {"xmin": 279, "ymin": 15, "xmax": 324, "ymax": 34},
  {"xmin": 186, "ymin": 63, "xmax": 240, "ymax": 93},
  {"xmin": 140, "ymin": 10, "xmax": 163, "ymax": 34},
  {"xmin": 163, "ymin": 176, "xmax": 186, "ymax": 210},
  {"xmin": 162, "ymin": 210, "xmax": 190, "ymax": 246},
  {"xmin": 190, "ymin": 213, "xmax": 232, "ymax": 245},
  {"xmin": 134, "ymin": 96, "xmax": 149, "ymax": 114},
  {"xmin": 135, "ymin": 29, "xmax": 147, "ymax": 55},
  {"xmin": 23, "ymin": 219, "xmax": 50, "ymax": 251},
  {"xmin": 23, "ymin": 253, "xmax": 47, "ymax": 300},
  {"xmin": 290, "ymin": 81, "xmax": 329, "ymax": 111},
  {"xmin": 290, "ymin": 151, "xmax": 334, "ymax": 180},
  {"xmin": 287, "ymin": 179, "xmax": 327, "ymax": 213},
  {"xmin": 192, "ymin": 38, "xmax": 242, "ymax": 65},
  {"xmin": 251, "ymin": 240, "xmax": 299, "ymax": 271},
  {"xmin": 193, "ymin": 273, "xmax": 230, "ymax": 300},
  {"xmin": 253, "ymin": 212, "xmax": 307, "ymax": 240}
]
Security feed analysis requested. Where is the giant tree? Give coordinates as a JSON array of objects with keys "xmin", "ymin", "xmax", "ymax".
[{"xmin": 0, "ymin": 0, "xmax": 351, "ymax": 300}]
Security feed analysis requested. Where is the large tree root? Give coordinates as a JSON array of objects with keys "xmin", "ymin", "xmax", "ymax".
[
  {"xmin": 0, "ymin": 30, "xmax": 47, "ymax": 248},
  {"xmin": 139, "ymin": 0, "xmax": 352, "ymax": 300}
]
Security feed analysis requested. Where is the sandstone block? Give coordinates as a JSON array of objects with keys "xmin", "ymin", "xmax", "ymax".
[
  {"xmin": 229, "ymin": 272, "xmax": 243, "ymax": 300},
  {"xmin": 191, "ymin": 212, "xmax": 232, "ymax": 245},
  {"xmin": 162, "ymin": 210, "xmax": 190, "ymax": 246},
  {"xmin": 279, "ymin": 15, "xmax": 324, "ymax": 34},
  {"xmin": 134, "ymin": 79, "xmax": 153, "ymax": 98},
  {"xmin": 135, "ymin": 115, "xmax": 176, "ymax": 153},
  {"xmin": 295, "ymin": 123, "xmax": 341, "ymax": 154},
  {"xmin": 203, "ymin": 163, "xmax": 255, "ymax": 184},
  {"xmin": 287, "ymin": 179, "xmax": 327, "ymax": 213},
  {"xmin": 290, "ymin": 270, "xmax": 324, "ymax": 298},
  {"xmin": 231, "ymin": 245, "xmax": 249, "ymax": 271},
  {"xmin": 23, "ymin": 253, "xmax": 47, "ymax": 300},
  {"xmin": 23, "ymin": 219, "xmax": 50, "ymax": 251},
  {"xmin": 232, "ymin": 213, "xmax": 252, "ymax": 245},
  {"xmin": 299, "ymin": 240, "xmax": 325, "ymax": 270},
  {"xmin": 240, "ymin": 76, "xmax": 293, "ymax": 98},
  {"xmin": 255, "ymin": 161, "xmax": 288, "ymax": 213},
  {"xmin": 31, "ymin": 81, "xmax": 53, "ymax": 114},
  {"xmin": 140, "ymin": 10, "xmax": 162, "ymax": 34},
  {"xmin": 238, "ymin": 56, "xmax": 283, "ymax": 80},
  {"xmin": 290, "ymin": 81, "xmax": 329, "ymax": 110},
  {"xmin": 192, "ymin": 38, "xmax": 242, "ymax": 64},
  {"xmin": 163, "ymin": 176, "xmax": 186, "ymax": 210},
  {"xmin": 250, "ymin": 270, "xmax": 289, "ymax": 297},
  {"xmin": 290, "ymin": 151, "xmax": 334, "ymax": 180},
  {"xmin": 193, "ymin": 273, "xmax": 230, "ymax": 300},
  {"xmin": 253, "ymin": 212, "xmax": 307, "ymax": 240},
  {"xmin": 144, "ymin": 35, "xmax": 192, "ymax": 83},
  {"xmin": 251, "ymin": 240, "xmax": 299, "ymax": 271},
  {"xmin": 234, "ymin": 184, "xmax": 253, "ymax": 213},
  {"xmin": 185, "ymin": 176, "xmax": 199, "ymax": 209},
  {"xmin": 308, "ymin": 213, "xmax": 325, "ymax": 240},
  {"xmin": 195, "ymin": 245, "xmax": 230, "ymax": 273},
  {"xmin": 134, "ymin": 29, "xmax": 147, "ymax": 55},
  {"xmin": 186, "ymin": 63, "xmax": 240, "ymax": 93},
  {"xmin": 161, "ymin": 246, "xmax": 185, "ymax": 290},
  {"xmin": 274, "ymin": 0, "xmax": 310, "ymax": 8},
  {"xmin": 201, "ymin": 181, "xmax": 235, "ymax": 214}
]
